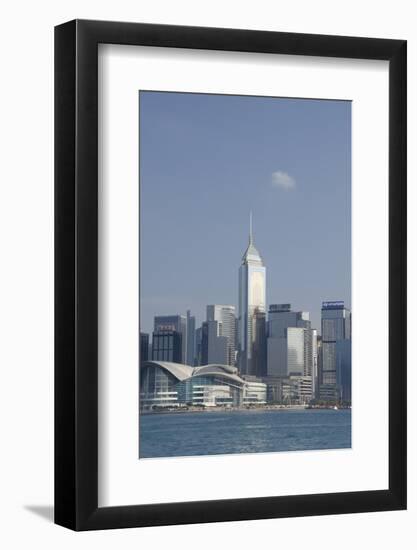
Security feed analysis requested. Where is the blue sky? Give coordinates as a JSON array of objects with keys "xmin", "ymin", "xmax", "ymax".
[{"xmin": 140, "ymin": 91, "xmax": 351, "ymax": 334}]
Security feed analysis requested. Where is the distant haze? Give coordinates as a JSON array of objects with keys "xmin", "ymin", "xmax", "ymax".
[{"xmin": 140, "ymin": 92, "xmax": 351, "ymax": 335}]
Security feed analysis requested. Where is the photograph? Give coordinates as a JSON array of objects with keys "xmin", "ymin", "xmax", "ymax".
[
  {"xmin": 138, "ymin": 91, "xmax": 352, "ymax": 459},
  {"xmin": 0, "ymin": 1, "xmax": 409, "ymax": 541}
]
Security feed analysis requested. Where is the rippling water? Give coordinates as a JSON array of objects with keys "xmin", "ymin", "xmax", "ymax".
[{"xmin": 139, "ymin": 409, "xmax": 351, "ymax": 458}]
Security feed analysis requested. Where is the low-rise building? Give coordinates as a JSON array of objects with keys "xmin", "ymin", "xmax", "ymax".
[{"xmin": 140, "ymin": 361, "xmax": 267, "ymax": 409}]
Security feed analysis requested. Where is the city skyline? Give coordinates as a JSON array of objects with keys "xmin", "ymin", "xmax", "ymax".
[
  {"xmin": 140, "ymin": 91, "xmax": 351, "ymax": 335},
  {"xmin": 140, "ymin": 212, "xmax": 349, "ymax": 337}
]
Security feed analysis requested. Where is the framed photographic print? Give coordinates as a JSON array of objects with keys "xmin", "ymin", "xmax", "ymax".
[{"xmin": 55, "ymin": 20, "xmax": 407, "ymax": 530}]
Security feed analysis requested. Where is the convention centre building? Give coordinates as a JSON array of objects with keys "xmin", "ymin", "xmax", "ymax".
[{"xmin": 140, "ymin": 361, "xmax": 267, "ymax": 410}]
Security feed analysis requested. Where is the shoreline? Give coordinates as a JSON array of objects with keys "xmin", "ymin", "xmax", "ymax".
[{"xmin": 141, "ymin": 405, "xmax": 351, "ymax": 416}]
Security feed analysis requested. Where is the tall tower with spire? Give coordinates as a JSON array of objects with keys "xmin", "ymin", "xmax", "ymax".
[{"xmin": 238, "ymin": 213, "xmax": 266, "ymax": 376}]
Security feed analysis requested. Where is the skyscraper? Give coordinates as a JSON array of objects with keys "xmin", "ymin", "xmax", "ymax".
[
  {"xmin": 151, "ymin": 331, "xmax": 182, "ymax": 363},
  {"xmin": 336, "ymin": 339, "xmax": 352, "ymax": 402},
  {"xmin": 201, "ymin": 319, "xmax": 228, "ymax": 365},
  {"xmin": 206, "ymin": 305, "xmax": 236, "ymax": 366},
  {"xmin": 152, "ymin": 315, "xmax": 187, "ymax": 363},
  {"xmin": 195, "ymin": 326, "xmax": 203, "ymax": 366},
  {"xmin": 320, "ymin": 301, "xmax": 351, "ymax": 400},
  {"xmin": 267, "ymin": 304, "xmax": 313, "ymax": 376},
  {"xmin": 309, "ymin": 328, "xmax": 318, "ymax": 396},
  {"xmin": 268, "ymin": 303, "xmax": 310, "ymax": 337},
  {"xmin": 252, "ymin": 309, "xmax": 267, "ymax": 377},
  {"xmin": 266, "ymin": 304, "xmax": 317, "ymax": 402},
  {"xmin": 140, "ymin": 332, "xmax": 149, "ymax": 363},
  {"xmin": 186, "ymin": 310, "xmax": 196, "ymax": 366},
  {"xmin": 238, "ymin": 213, "xmax": 266, "ymax": 376}
]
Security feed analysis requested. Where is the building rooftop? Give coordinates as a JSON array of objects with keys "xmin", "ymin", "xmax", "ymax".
[
  {"xmin": 142, "ymin": 361, "xmax": 247, "ymax": 386},
  {"xmin": 241, "ymin": 212, "xmax": 264, "ymax": 266}
]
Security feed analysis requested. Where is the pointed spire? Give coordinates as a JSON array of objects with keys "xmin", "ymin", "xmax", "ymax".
[{"xmin": 242, "ymin": 210, "xmax": 264, "ymax": 266}]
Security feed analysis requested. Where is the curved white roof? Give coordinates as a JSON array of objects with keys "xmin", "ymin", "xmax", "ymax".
[
  {"xmin": 193, "ymin": 364, "xmax": 238, "ymax": 376},
  {"xmin": 191, "ymin": 369, "xmax": 244, "ymax": 386},
  {"xmin": 142, "ymin": 361, "xmax": 245, "ymax": 385},
  {"xmin": 142, "ymin": 361, "xmax": 193, "ymax": 381}
]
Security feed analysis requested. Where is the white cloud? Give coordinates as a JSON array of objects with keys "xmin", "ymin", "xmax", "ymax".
[{"xmin": 271, "ymin": 170, "xmax": 296, "ymax": 190}]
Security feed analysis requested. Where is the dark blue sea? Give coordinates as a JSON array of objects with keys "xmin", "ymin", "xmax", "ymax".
[{"xmin": 139, "ymin": 408, "xmax": 351, "ymax": 458}]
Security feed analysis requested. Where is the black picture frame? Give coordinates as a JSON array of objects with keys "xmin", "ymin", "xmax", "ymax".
[{"xmin": 55, "ymin": 19, "xmax": 407, "ymax": 531}]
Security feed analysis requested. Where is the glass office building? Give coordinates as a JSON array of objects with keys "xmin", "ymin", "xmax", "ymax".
[
  {"xmin": 206, "ymin": 305, "xmax": 236, "ymax": 366},
  {"xmin": 266, "ymin": 305, "xmax": 317, "ymax": 395},
  {"xmin": 238, "ymin": 214, "xmax": 266, "ymax": 376},
  {"xmin": 320, "ymin": 301, "xmax": 351, "ymax": 401},
  {"xmin": 152, "ymin": 314, "xmax": 187, "ymax": 363},
  {"xmin": 186, "ymin": 310, "xmax": 196, "ymax": 366},
  {"xmin": 140, "ymin": 332, "xmax": 149, "ymax": 363}
]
